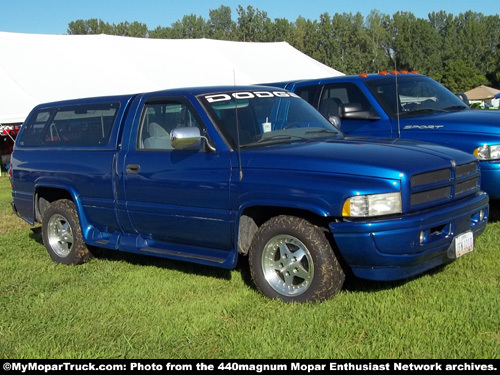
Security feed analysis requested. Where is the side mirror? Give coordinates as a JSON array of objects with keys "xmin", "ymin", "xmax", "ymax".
[
  {"xmin": 339, "ymin": 103, "xmax": 380, "ymax": 120},
  {"xmin": 456, "ymin": 93, "xmax": 470, "ymax": 106},
  {"xmin": 328, "ymin": 116, "xmax": 341, "ymax": 127},
  {"xmin": 170, "ymin": 127, "xmax": 215, "ymax": 152}
]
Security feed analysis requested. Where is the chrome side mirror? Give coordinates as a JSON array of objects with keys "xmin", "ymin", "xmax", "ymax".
[
  {"xmin": 328, "ymin": 116, "xmax": 341, "ymax": 127},
  {"xmin": 170, "ymin": 127, "xmax": 215, "ymax": 152}
]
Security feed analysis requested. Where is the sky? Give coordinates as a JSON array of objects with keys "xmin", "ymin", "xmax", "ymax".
[{"xmin": 0, "ymin": 0, "xmax": 498, "ymax": 35}]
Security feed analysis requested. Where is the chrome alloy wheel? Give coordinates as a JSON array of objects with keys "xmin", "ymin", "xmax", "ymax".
[
  {"xmin": 261, "ymin": 234, "xmax": 314, "ymax": 297},
  {"xmin": 47, "ymin": 213, "xmax": 74, "ymax": 258}
]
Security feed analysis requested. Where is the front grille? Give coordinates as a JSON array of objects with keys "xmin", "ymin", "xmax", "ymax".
[
  {"xmin": 456, "ymin": 178, "xmax": 479, "ymax": 196},
  {"xmin": 411, "ymin": 187, "xmax": 451, "ymax": 206},
  {"xmin": 411, "ymin": 168, "xmax": 450, "ymax": 187},
  {"xmin": 456, "ymin": 162, "xmax": 478, "ymax": 178},
  {"xmin": 410, "ymin": 161, "xmax": 480, "ymax": 207}
]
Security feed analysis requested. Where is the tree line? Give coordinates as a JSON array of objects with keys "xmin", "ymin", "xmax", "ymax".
[{"xmin": 67, "ymin": 5, "xmax": 500, "ymax": 92}]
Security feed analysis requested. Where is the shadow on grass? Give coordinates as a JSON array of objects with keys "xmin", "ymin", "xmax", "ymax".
[
  {"xmin": 341, "ymin": 264, "xmax": 448, "ymax": 294},
  {"xmin": 29, "ymin": 200, "xmax": 496, "ymax": 300},
  {"xmin": 488, "ymin": 199, "xmax": 500, "ymax": 223},
  {"xmin": 27, "ymin": 226, "xmax": 452, "ymax": 299},
  {"xmin": 29, "ymin": 226, "xmax": 234, "ymax": 281}
]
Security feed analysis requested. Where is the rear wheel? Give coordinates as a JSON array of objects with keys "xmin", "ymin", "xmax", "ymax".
[
  {"xmin": 42, "ymin": 199, "xmax": 91, "ymax": 265},
  {"xmin": 248, "ymin": 215, "xmax": 345, "ymax": 302}
]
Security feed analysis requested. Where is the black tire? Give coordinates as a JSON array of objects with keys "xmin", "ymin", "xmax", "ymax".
[
  {"xmin": 248, "ymin": 215, "xmax": 345, "ymax": 303},
  {"xmin": 41, "ymin": 199, "xmax": 91, "ymax": 265}
]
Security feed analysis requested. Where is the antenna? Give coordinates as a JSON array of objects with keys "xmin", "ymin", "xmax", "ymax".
[
  {"xmin": 395, "ymin": 62, "xmax": 401, "ymax": 138},
  {"xmin": 233, "ymin": 70, "xmax": 243, "ymax": 181}
]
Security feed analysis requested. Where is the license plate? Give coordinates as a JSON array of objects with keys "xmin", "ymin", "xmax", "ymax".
[{"xmin": 455, "ymin": 231, "xmax": 474, "ymax": 258}]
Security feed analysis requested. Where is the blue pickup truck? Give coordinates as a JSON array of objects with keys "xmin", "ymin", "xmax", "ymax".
[
  {"xmin": 269, "ymin": 72, "xmax": 500, "ymax": 199},
  {"xmin": 10, "ymin": 85, "xmax": 488, "ymax": 302}
]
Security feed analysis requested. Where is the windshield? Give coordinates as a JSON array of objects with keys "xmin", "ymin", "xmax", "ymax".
[
  {"xmin": 365, "ymin": 76, "xmax": 469, "ymax": 118},
  {"xmin": 199, "ymin": 90, "xmax": 343, "ymax": 148}
]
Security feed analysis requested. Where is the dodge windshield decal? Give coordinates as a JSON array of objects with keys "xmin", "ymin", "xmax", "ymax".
[{"xmin": 205, "ymin": 91, "xmax": 300, "ymax": 103}]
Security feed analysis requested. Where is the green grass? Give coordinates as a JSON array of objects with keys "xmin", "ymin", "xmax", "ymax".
[{"xmin": 1, "ymin": 175, "xmax": 499, "ymax": 359}]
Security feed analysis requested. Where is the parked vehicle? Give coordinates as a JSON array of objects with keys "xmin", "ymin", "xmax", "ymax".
[
  {"xmin": 268, "ymin": 72, "xmax": 500, "ymax": 199},
  {"xmin": 10, "ymin": 86, "xmax": 488, "ymax": 302}
]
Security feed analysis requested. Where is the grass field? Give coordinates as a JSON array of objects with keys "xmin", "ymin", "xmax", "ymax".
[{"xmin": 1, "ymin": 175, "xmax": 499, "ymax": 359}]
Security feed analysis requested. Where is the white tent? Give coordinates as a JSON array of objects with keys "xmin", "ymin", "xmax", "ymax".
[{"xmin": 0, "ymin": 32, "xmax": 343, "ymax": 124}]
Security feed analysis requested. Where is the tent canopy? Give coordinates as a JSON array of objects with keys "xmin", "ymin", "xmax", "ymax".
[
  {"xmin": 0, "ymin": 32, "xmax": 343, "ymax": 124},
  {"xmin": 464, "ymin": 85, "xmax": 500, "ymax": 100}
]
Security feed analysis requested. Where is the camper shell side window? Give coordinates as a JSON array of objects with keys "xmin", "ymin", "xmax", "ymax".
[{"xmin": 18, "ymin": 103, "xmax": 120, "ymax": 147}]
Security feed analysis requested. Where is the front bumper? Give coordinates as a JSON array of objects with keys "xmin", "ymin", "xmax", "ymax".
[
  {"xmin": 479, "ymin": 161, "xmax": 500, "ymax": 199},
  {"xmin": 329, "ymin": 192, "xmax": 489, "ymax": 281}
]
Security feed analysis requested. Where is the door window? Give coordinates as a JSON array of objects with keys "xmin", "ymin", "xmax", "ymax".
[{"xmin": 138, "ymin": 102, "xmax": 203, "ymax": 151}]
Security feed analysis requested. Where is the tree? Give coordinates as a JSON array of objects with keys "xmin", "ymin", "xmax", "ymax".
[
  {"xmin": 67, "ymin": 19, "xmax": 112, "ymax": 35},
  {"xmin": 331, "ymin": 12, "xmax": 370, "ymax": 74},
  {"xmin": 390, "ymin": 12, "xmax": 441, "ymax": 75},
  {"xmin": 365, "ymin": 10, "xmax": 392, "ymax": 72},
  {"xmin": 148, "ymin": 26, "xmax": 173, "ymax": 39},
  {"xmin": 67, "ymin": 18, "xmax": 147, "ymax": 37},
  {"xmin": 272, "ymin": 18, "xmax": 294, "ymax": 42},
  {"xmin": 235, "ymin": 5, "xmax": 272, "ymax": 42},
  {"xmin": 208, "ymin": 5, "xmax": 236, "ymax": 40},
  {"xmin": 439, "ymin": 58, "xmax": 488, "ymax": 92},
  {"xmin": 115, "ymin": 21, "xmax": 148, "ymax": 37},
  {"xmin": 289, "ymin": 16, "xmax": 318, "ymax": 58},
  {"xmin": 169, "ymin": 14, "xmax": 208, "ymax": 39},
  {"xmin": 311, "ymin": 13, "xmax": 336, "ymax": 68},
  {"xmin": 65, "ymin": 7, "xmax": 500, "ymax": 88}
]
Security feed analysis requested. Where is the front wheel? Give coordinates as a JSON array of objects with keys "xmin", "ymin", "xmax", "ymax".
[
  {"xmin": 248, "ymin": 215, "xmax": 345, "ymax": 303},
  {"xmin": 42, "ymin": 199, "xmax": 91, "ymax": 265}
]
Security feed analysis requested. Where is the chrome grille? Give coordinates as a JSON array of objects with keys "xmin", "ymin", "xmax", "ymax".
[{"xmin": 410, "ymin": 161, "xmax": 480, "ymax": 207}]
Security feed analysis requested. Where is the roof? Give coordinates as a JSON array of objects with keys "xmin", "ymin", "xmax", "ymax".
[
  {"xmin": 0, "ymin": 32, "xmax": 343, "ymax": 124},
  {"xmin": 29, "ymin": 84, "xmax": 289, "ymax": 109},
  {"xmin": 464, "ymin": 85, "xmax": 500, "ymax": 100}
]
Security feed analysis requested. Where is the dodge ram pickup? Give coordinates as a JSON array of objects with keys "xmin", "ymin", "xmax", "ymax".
[
  {"xmin": 268, "ymin": 72, "xmax": 500, "ymax": 199},
  {"xmin": 10, "ymin": 85, "xmax": 489, "ymax": 302}
]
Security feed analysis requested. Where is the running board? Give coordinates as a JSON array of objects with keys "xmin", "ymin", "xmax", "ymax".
[{"xmin": 140, "ymin": 246, "xmax": 226, "ymax": 264}]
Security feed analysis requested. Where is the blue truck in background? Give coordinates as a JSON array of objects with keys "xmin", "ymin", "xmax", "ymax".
[
  {"xmin": 268, "ymin": 72, "xmax": 500, "ymax": 199},
  {"xmin": 9, "ymin": 85, "xmax": 489, "ymax": 302}
]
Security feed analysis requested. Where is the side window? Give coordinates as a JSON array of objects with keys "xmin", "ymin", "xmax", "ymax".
[
  {"xmin": 138, "ymin": 101, "xmax": 202, "ymax": 151},
  {"xmin": 319, "ymin": 83, "xmax": 375, "ymax": 119},
  {"xmin": 18, "ymin": 111, "xmax": 52, "ymax": 146},
  {"xmin": 293, "ymin": 85, "xmax": 317, "ymax": 105},
  {"xmin": 18, "ymin": 104, "xmax": 119, "ymax": 147}
]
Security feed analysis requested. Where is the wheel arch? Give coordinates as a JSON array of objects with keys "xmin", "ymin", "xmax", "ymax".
[
  {"xmin": 34, "ymin": 183, "xmax": 90, "ymax": 238},
  {"xmin": 237, "ymin": 204, "xmax": 335, "ymax": 254}
]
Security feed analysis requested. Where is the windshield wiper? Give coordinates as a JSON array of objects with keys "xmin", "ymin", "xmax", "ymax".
[
  {"xmin": 443, "ymin": 105, "xmax": 468, "ymax": 111},
  {"xmin": 240, "ymin": 135, "xmax": 308, "ymax": 148},
  {"xmin": 400, "ymin": 108, "xmax": 445, "ymax": 117},
  {"xmin": 257, "ymin": 135, "xmax": 308, "ymax": 143},
  {"xmin": 305, "ymin": 129, "xmax": 343, "ymax": 138}
]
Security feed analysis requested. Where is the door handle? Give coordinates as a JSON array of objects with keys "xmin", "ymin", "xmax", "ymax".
[{"xmin": 126, "ymin": 164, "xmax": 141, "ymax": 174}]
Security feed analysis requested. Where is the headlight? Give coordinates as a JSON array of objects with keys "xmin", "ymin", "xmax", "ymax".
[
  {"xmin": 342, "ymin": 192, "xmax": 402, "ymax": 217},
  {"xmin": 474, "ymin": 144, "xmax": 500, "ymax": 160}
]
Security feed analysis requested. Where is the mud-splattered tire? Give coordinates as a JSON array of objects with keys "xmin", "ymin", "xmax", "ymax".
[
  {"xmin": 248, "ymin": 215, "xmax": 345, "ymax": 303},
  {"xmin": 42, "ymin": 199, "xmax": 91, "ymax": 265}
]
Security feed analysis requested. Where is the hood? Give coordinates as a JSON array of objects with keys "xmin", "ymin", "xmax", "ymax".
[
  {"xmin": 240, "ymin": 137, "xmax": 475, "ymax": 180},
  {"xmin": 400, "ymin": 109, "xmax": 500, "ymax": 134}
]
